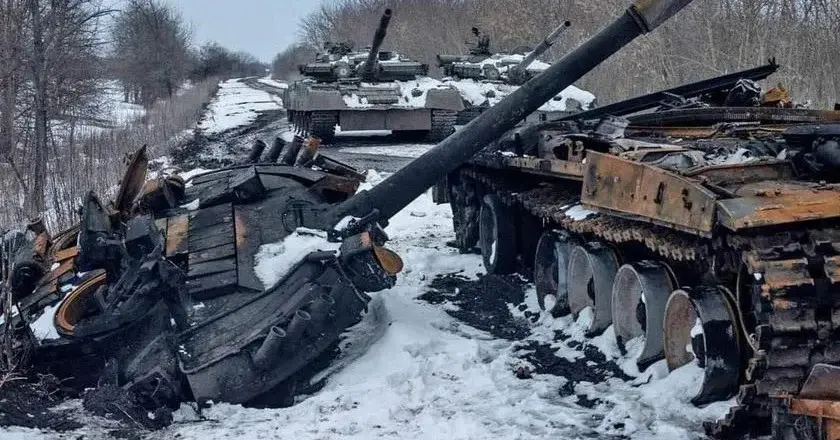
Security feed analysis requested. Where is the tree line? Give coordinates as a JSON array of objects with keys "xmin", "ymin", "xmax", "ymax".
[
  {"xmin": 272, "ymin": 0, "xmax": 840, "ymax": 108},
  {"xmin": 0, "ymin": 0, "xmax": 267, "ymax": 226}
]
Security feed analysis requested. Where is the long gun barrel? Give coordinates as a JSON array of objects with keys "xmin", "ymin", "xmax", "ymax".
[
  {"xmin": 515, "ymin": 20, "xmax": 572, "ymax": 73},
  {"xmin": 326, "ymin": 0, "xmax": 699, "ymax": 226},
  {"xmin": 436, "ymin": 54, "xmax": 472, "ymax": 67},
  {"xmin": 558, "ymin": 59, "xmax": 780, "ymax": 121},
  {"xmin": 361, "ymin": 9, "xmax": 393, "ymax": 80}
]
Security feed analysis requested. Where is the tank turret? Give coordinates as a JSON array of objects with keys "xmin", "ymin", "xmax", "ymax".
[{"xmin": 437, "ymin": 19, "xmax": 588, "ymax": 124}]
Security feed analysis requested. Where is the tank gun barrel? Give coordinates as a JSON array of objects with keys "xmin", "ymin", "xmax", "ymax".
[
  {"xmin": 361, "ymin": 8, "xmax": 393, "ymax": 80},
  {"xmin": 437, "ymin": 54, "xmax": 471, "ymax": 67},
  {"xmin": 515, "ymin": 20, "xmax": 571, "ymax": 73},
  {"xmin": 327, "ymin": 0, "xmax": 698, "ymax": 226}
]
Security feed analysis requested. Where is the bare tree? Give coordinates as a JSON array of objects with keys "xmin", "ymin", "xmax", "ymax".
[{"xmin": 110, "ymin": 0, "xmax": 191, "ymax": 107}]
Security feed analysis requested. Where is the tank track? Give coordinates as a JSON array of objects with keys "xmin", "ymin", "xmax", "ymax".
[
  {"xmin": 461, "ymin": 168, "xmax": 707, "ymax": 262},
  {"xmin": 458, "ymin": 165, "xmax": 840, "ymax": 439},
  {"xmin": 309, "ymin": 111, "xmax": 338, "ymax": 142},
  {"xmin": 711, "ymin": 229, "xmax": 840, "ymax": 438},
  {"xmin": 427, "ymin": 110, "xmax": 457, "ymax": 142},
  {"xmin": 456, "ymin": 107, "xmax": 484, "ymax": 126}
]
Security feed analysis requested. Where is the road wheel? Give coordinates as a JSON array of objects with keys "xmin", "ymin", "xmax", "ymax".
[
  {"xmin": 567, "ymin": 242, "xmax": 619, "ymax": 335},
  {"xmin": 479, "ymin": 194, "xmax": 516, "ymax": 274},
  {"xmin": 533, "ymin": 230, "xmax": 574, "ymax": 317},
  {"xmin": 611, "ymin": 261, "xmax": 675, "ymax": 370},
  {"xmin": 664, "ymin": 286, "xmax": 741, "ymax": 405}
]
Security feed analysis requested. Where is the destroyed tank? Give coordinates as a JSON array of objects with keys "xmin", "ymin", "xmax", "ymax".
[
  {"xmin": 435, "ymin": 52, "xmax": 840, "ymax": 440},
  {"xmin": 284, "ymin": 9, "xmax": 463, "ymax": 143},
  {"xmin": 437, "ymin": 21, "xmax": 595, "ymax": 125},
  {"xmin": 1, "ymin": 0, "xmax": 708, "ymax": 428}
]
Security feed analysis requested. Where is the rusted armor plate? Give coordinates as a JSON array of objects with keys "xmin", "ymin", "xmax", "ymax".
[
  {"xmin": 717, "ymin": 182, "xmax": 840, "ymax": 231},
  {"xmin": 581, "ymin": 151, "xmax": 718, "ymax": 235}
]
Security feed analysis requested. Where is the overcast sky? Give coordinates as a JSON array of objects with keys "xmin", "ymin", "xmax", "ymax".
[{"xmin": 168, "ymin": 0, "xmax": 322, "ymax": 63}]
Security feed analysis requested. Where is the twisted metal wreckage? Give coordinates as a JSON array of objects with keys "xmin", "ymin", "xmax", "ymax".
[{"xmin": 3, "ymin": 0, "xmax": 840, "ymax": 438}]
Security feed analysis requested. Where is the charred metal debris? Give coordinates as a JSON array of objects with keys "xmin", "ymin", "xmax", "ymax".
[{"xmin": 0, "ymin": 136, "xmax": 401, "ymax": 427}]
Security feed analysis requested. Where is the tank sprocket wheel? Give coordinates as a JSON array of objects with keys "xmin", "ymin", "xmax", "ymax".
[{"xmin": 427, "ymin": 110, "xmax": 457, "ymax": 142}]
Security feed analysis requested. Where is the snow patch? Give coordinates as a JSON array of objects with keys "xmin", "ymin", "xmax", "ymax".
[
  {"xmin": 257, "ymin": 77, "xmax": 288, "ymax": 89},
  {"xmin": 564, "ymin": 204, "xmax": 597, "ymax": 221},
  {"xmin": 338, "ymin": 144, "xmax": 434, "ymax": 159},
  {"xmin": 445, "ymin": 78, "xmax": 596, "ymax": 112},
  {"xmin": 29, "ymin": 304, "xmax": 60, "ymax": 341},
  {"xmin": 254, "ymin": 228, "xmax": 340, "ymax": 289}
]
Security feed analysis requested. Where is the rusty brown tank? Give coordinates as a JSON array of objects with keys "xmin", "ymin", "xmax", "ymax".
[{"xmin": 435, "ymin": 70, "xmax": 840, "ymax": 438}]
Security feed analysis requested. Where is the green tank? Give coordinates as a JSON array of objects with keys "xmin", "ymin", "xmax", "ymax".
[
  {"xmin": 436, "ymin": 21, "xmax": 595, "ymax": 125},
  {"xmin": 284, "ymin": 9, "xmax": 464, "ymax": 143}
]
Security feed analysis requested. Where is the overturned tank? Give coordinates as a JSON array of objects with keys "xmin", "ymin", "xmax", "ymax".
[
  {"xmin": 435, "ymin": 55, "xmax": 840, "ymax": 440},
  {"xmin": 437, "ymin": 20, "xmax": 596, "ymax": 125},
  {"xmin": 284, "ymin": 9, "xmax": 464, "ymax": 143},
  {"xmin": 3, "ymin": 0, "xmax": 704, "ymax": 429}
]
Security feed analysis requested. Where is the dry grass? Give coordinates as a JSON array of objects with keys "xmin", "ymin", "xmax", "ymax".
[{"xmin": 0, "ymin": 77, "xmax": 220, "ymax": 231}]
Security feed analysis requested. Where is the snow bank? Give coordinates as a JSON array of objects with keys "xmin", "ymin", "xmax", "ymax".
[{"xmin": 198, "ymin": 79, "xmax": 283, "ymax": 135}]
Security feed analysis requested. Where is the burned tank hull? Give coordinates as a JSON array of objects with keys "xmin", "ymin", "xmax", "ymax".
[
  {"xmin": 3, "ymin": 142, "xmax": 401, "ymax": 417},
  {"xmin": 437, "ymin": 64, "xmax": 840, "ymax": 438}
]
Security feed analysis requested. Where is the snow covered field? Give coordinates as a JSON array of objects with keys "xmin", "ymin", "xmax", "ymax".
[{"xmin": 1, "ymin": 78, "xmax": 735, "ymax": 440}]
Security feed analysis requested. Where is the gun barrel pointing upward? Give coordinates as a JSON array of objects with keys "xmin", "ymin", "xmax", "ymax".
[
  {"xmin": 362, "ymin": 8, "xmax": 393, "ymax": 80},
  {"xmin": 517, "ymin": 20, "xmax": 572, "ymax": 71}
]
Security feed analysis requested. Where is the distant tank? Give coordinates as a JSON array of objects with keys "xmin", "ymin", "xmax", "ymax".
[
  {"xmin": 284, "ymin": 9, "xmax": 464, "ymax": 143},
  {"xmin": 437, "ymin": 21, "xmax": 595, "ymax": 125}
]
